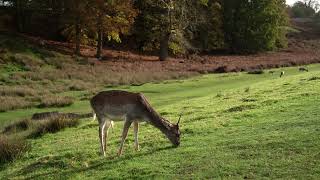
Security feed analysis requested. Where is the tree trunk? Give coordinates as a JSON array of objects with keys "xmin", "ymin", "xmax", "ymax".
[
  {"xmin": 96, "ymin": 14, "xmax": 103, "ymax": 60},
  {"xmin": 159, "ymin": 32, "xmax": 170, "ymax": 61},
  {"xmin": 75, "ymin": 17, "xmax": 81, "ymax": 56},
  {"xmin": 15, "ymin": 0, "xmax": 24, "ymax": 32}
]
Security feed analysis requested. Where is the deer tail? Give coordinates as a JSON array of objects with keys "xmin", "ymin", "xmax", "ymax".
[{"xmin": 92, "ymin": 110, "xmax": 96, "ymax": 121}]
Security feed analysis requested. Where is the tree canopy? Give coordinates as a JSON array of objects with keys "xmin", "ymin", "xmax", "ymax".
[{"xmin": 0, "ymin": 0, "xmax": 289, "ymax": 58}]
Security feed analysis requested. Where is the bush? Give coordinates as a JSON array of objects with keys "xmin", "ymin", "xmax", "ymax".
[
  {"xmin": 31, "ymin": 118, "xmax": 80, "ymax": 137},
  {"xmin": 38, "ymin": 96, "xmax": 74, "ymax": 108},
  {"xmin": 0, "ymin": 135, "xmax": 30, "ymax": 164}
]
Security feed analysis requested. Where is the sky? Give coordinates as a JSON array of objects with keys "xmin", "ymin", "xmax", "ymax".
[{"xmin": 287, "ymin": 0, "xmax": 299, "ymax": 5}]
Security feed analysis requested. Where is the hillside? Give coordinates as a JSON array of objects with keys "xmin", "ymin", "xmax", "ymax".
[
  {"xmin": 0, "ymin": 64, "xmax": 320, "ymax": 179},
  {"xmin": 0, "ymin": 17, "xmax": 320, "ymax": 122}
]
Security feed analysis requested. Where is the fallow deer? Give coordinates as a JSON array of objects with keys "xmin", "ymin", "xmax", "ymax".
[{"xmin": 90, "ymin": 90, "xmax": 181, "ymax": 156}]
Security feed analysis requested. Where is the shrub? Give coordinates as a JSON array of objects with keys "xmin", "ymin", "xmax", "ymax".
[
  {"xmin": 247, "ymin": 70, "xmax": 264, "ymax": 74},
  {"xmin": 0, "ymin": 135, "xmax": 31, "ymax": 164},
  {"xmin": 309, "ymin": 76, "xmax": 320, "ymax": 81},
  {"xmin": 244, "ymin": 87, "xmax": 250, "ymax": 93},
  {"xmin": 2, "ymin": 119, "xmax": 32, "ymax": 134},
  {"xmin": 226, "ymin": 104, "xmax": 257, "ymax": 112},
  {"xmin": 31, "ymin": 118, "xmax": 80, "ymax": 137},
  {"xmin": 38, "ymin": 96, "xmax": 74, "ymax": 108}
]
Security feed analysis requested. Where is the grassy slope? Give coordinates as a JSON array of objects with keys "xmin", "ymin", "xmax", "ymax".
[{"xmin": 0, "ymin": 64, "xmax": 320, "ymax": 179}]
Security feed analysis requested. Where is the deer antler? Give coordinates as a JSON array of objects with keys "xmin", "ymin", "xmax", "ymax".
[{"xmin": 177, "ymin": 113, "xmax": 182, "ymax": 125}]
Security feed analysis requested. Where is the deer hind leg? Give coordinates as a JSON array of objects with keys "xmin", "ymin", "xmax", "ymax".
[
  {"xmin": 98, "ymin": 116, "xmax": 107, "ymax": 156},
  {"xmin": 133, "ymin": 121, "xmax": 140, "ymax": 151},
  {"xmin": 103, "ymin": 120, "xmax": 112, "ymax": 151},
  {"xmin": 118, "ymin": 118, "xmax": 132, "ymax": 156}
]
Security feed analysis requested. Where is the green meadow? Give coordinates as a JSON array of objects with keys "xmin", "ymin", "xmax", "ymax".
[{"xmin": 1, "ymin": 64, "xmax": 320, "ymax": 179}]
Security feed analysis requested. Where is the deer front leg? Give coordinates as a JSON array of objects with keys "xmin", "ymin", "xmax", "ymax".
[
  {"xmin": 133, "ymin": 121, "xmax": 140, "ymax": 151},
  {"xmin": 118, "ymin": 119, "xmax": 132, "ymax": 156}
]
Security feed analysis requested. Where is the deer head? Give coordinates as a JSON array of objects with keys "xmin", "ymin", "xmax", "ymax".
[{"xmin": 163, "ymin": 114, "xmax": 181, "ymax": 147}]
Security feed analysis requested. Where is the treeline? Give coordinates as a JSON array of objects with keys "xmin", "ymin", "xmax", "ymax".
[
  {"xmin": 0, "ymin": 0, "xmax": 289, "ymax": 60},
  {"xmin": 288, "ymin": 0, "xmax": 319, "ymax": 18}
]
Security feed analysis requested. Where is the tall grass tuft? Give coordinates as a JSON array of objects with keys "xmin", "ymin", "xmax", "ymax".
[
  {"xmin": 0, "ymin": 86, "xmax": 37, "ymax": 97},
  {"xmin": 0, "ymin": 135, "xmax": 30, "ymax": 164},
  {"xmin": 37, "ymin": 96, "xmax": 74, "ymax": 108},
  {"xmin": 0, "ymin": 96, "xmax": 33, "ymax": 112}
]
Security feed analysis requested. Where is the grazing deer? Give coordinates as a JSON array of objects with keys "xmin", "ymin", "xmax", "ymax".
[
  {"xmin": 280, "ymin": 71, "xmax": 285, "ymax": 78},
  {"xmin": 299, "ymin": 67, "xmax": 309, "ymax": 72},
  {"xmin": 90, "ymin": 90, "xmax": 181, "ymax": 156}
]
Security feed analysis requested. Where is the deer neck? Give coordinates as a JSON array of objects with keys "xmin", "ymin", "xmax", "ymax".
[
  {"xmin": 145, "ymin": 110, "xmax": 172, "ymax": 135},
  {"xmin": 138, "ymin": 94, "xmax": 173, "ymax": 135}
]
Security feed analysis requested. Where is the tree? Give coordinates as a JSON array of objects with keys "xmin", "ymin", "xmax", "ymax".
[
  {"xmin": 8, "ymin": 0, "xmax": 28, "ymax": 32},
  {"xmin": 182, "ymin": 0, "xmax": 224, "ymax": 52},
  {"xmin": 223, "ymin": 0, "xmax": 288, "ymax": 53},
  {"xmin": 63, "ymin": 1, "xmax": 93, "ymax": 56},
  {"xmin": 303, "ymin": 0, "xmax": 320, "ymax": 12},
  {"xmin": 291, "ymin": 1, "xmax": 316, "ymax": 18},
  {"xmin": 93, "ymin": 0, "xmax": 137, "ymax": 59},
  {"xmin": 133, "ymin": 0, "xmax": 224, "ymax": 60}
]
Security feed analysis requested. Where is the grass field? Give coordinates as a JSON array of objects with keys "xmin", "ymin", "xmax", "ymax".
[{"xmin": 0, "ymin": 64, "xmax": 320, "ymax": 179}]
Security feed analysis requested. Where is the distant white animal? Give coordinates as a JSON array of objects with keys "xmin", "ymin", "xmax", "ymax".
[{"xmin": 280, "ymin": 71, "xmax": 285, "ymax": 78}]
